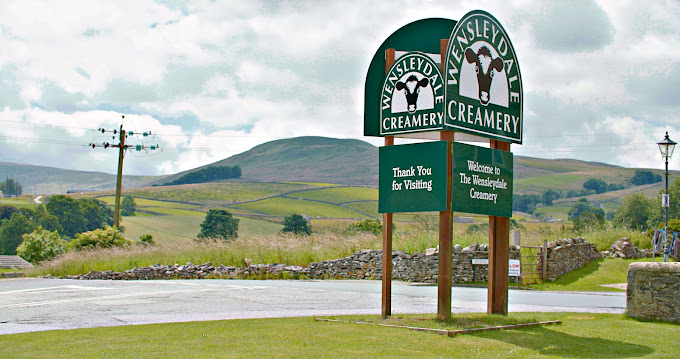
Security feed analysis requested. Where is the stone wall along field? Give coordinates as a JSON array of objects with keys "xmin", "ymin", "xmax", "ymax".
[
  {"xmin": 64, "ymin": 245, "xmax": 521, "ymax": 283},
  {"xmin": 538, "ymin": 237, "xmax": 602, "ymax": 281},
  {"xmin": 627, "ymin": 262, "xmax": 680, "ymax": 322}
]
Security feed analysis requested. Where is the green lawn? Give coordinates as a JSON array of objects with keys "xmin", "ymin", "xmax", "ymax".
[
  {"xmin": 529, "ymin": 257, "xmax": 662, "ymax": 292},
  {"xmin": 1, "ymin": 313, "xmax": 677, "ymax": 358}
]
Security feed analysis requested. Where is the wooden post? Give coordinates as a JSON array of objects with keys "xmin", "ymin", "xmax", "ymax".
[
  {"xmin": 488, "ymin": 139, "xmax": 510, "ymax": 315},
  {"xmin": 542, "ymin": 239, "xmax": 548, "ymax": 282},
  {"xmin": 382, "ymin": 136, "xmax": 394, "ymax": 319},
  {"xmin": 438, "ymin": 130, "xmax": 454, "ymax": 321},
  {"xmin": 435, "ymin": 38, "xmax": 455, "ymax": 322},
  {"xmin": 381, "ymin": 48, "xmax": 396, "ymax": 320}
]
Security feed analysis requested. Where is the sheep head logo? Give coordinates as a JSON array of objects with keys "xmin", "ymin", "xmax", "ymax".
[
  {"xmin": 395, "ymin": 75, "xmax": 430, "ymax": 114},
  {"xmin": 465, "ymin": 46, "xmax": 504, "ymax": 106}
]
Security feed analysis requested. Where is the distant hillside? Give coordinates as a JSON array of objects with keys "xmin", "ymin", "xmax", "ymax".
[
  {"xmin": 0, "ymin": 162, "xmax": 160, "ymax": 194},
  {"xmin": 158, "ymin": 136, "xmax": 674, "ymax": 192},
  {"xmin": 157, "ymin": 136, "xmax": 379, "ymax": 186},
  {"xmin": 2, "ymin": 136, "xmax": 676, "ymax": 196}
]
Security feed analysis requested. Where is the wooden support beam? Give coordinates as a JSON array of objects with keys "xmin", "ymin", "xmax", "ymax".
[
  {"xmin": 438, "ymin": 130, "xmax": 454, "ymax": 321},
  {"xmin": 382, "ymin": 135, "xmax": 394, "ymax": 319},
  {"xmin": 381, "ymin": 48, "xmax": 396, "ymax": 320},
  {"xmin": 488, "ymin": 139, "xmax": 511, "ymax": 315}
]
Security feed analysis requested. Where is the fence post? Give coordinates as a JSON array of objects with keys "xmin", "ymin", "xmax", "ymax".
[{"xmin": 542, "ymin": 240, "xmax": 548, "ymax": 282}]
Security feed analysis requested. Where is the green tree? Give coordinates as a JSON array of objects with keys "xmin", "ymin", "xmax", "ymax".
[
  {"xmin": 0, "ymin": 212, "xmax": 36, "ymax": 255},
  {"xmin": 631, "ymin": 170, "xmax": 662, "ymax": 186},
  {"xmin": 568, "ymin": 199, "xmax": 604, "ymax": 220},
  {"xmin": 46, "ymin": 195, "xmax": 86, "ymax": 237},
  {"xmin": 613, "ymin": 193, "xmax": 653, "ymax": 230},
  {"xmin": 542, "ymin": 190, "xmax": 560, "ymax": 206},
  {"xmin": 648, "ymin": 177, "xmax": 680, "ymax": 227},
  {"xmin": 583, "ymin": 178, "xmax": 607, "ymax": 194},
  {"xmin": 280, "ymin": 213, "xmax": 311, "ymax": 235},
  {"xmin": 80, "ymin": 198, "xmax": 109, "ymax": 231},
  {"xmin": 0, "ymin": 177, "xmax": 23, "ymax": 197},
  {"xmin": 16, "ymin": 227, "xmax": 67, "ymax": 264},
  {"xmin": 198, "ymin": 209, "xmax": 239, "ymax": 240},
  {"xmin": 0, "ymin": 205, "xmax": 18, "ymax": 221},
  {"xmin": 121, "ymin": 195, "xmax": 136, "ymax": 216},
  {"xmin": 573, "ymin": 211, "xmax": 605, "ymax": 232}
]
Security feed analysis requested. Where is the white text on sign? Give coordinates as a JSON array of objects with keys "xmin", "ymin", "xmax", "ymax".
[{"xmin": 391, "ymin": 166, "xmax": 433, "ymax": 192}]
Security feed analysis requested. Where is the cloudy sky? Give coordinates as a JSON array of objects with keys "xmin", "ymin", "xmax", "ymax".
[{"xmin": 1, "ymin": 0, "xmax": 679, "ymax": 176}]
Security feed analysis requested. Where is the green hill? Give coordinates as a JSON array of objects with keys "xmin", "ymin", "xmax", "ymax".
[
  {"xmin": 156, "ymin": 136, "xmax": 378, "ymax": 186},
  {"xmin": 0, "ymin": 162, "xmax": 160, "ymax": 194},
  {"xmin": 1, "ymin": 136, "xmax": 675, "ymax": 198}
]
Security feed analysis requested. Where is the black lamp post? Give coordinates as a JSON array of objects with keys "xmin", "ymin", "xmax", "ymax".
[{"xmin": 657, "ymin": 132, "xmax": 676, "ymax": 262}]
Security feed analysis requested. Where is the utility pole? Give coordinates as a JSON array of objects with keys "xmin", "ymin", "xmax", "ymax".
[
  {"xmin": 89, "ymin": 115, "xmax": 159, "ymax": 228},
  {"xmin": 113, "ymin": 124, "xmax": 126, "ymax": 228}
]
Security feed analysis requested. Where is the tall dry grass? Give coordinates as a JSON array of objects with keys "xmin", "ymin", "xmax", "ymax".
[{"xmin": 28, "ymin": 222, "xmax": 650, "ymax": 277}]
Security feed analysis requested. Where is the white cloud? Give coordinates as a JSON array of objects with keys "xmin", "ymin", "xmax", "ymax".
[{"xmin": 0, "ymin": 0, "xmax": 679, "ymax": 180}]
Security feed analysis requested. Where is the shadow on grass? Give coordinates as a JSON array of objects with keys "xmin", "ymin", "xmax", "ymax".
[
  {"xmin": 546, "ymin": 258, "xmax": 603, "ymax": 287},
  {"xmin": 474, "ymin": 326, "xmax": 653, "ymax": 358}
]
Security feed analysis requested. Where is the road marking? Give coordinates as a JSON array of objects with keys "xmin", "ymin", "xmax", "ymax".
[{"xmin": 0, "ymin": 285, "xmax": 113, "ymax": 295}]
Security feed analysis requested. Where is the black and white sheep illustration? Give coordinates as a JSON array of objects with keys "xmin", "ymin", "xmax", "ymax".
[
  {"xmin": 395, "ymin": 75, "xmax": 429, "ymax": 114},
  {"xmin": 464, "ymin": 46, "xmax": 504, "ymax": 106}
]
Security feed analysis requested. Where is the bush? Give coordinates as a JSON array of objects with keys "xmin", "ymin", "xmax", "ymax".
[
  {"xmin": 69, "ymin": 226, "xmax": 131, "ymax": 251},
  {"xmin": 139, "ymin": 234, "xmax": 155, "ymax": 246},
  {"xmin": 16, "ymin": 227, "xmax": 67, "ymax": 264},
  {"xmin": 281, "ymin": 214, "xmax": 311, "ymax": 235},
  {"xmin": 345, "ymin": 219, "xmax": 382, "ymax": 235}
]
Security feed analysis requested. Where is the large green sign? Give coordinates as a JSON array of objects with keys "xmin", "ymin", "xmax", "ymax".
[
  {"xmin": 452, "ymin": 142, "xmax": 513, "ymax": 217},
  {"xmin": 364, "ymin": 18, "xmax": 456, "ymax": 137},
  {"xmin": 380, "ymin": 52, "xmax": 445, "ymax": 135},
  {"xmin": 444, "ymin": 10, "xmax": 523, "ymax": 143},
  {"xmin": 379, "ymin": 141, "xmax": 448, "ymax": 213}
]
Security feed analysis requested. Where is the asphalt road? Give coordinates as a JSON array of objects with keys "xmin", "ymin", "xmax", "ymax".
[{"xmin": 0, "ymin": 278, "xmax": 626, "ymax": 335}]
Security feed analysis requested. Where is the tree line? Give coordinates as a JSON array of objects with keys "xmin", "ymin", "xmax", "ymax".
[
  {"xmin": 513, "ymin": 170, "xmax": 660, "ymax": 214},
  {"xmin": 0, "ymin": 195, "xmax": 113, "ymax": 255},
  {"xmin": 0, "ymin": 177, "xmax": 23, "ymax": 197},
  {"xmin": 162, "ymin": 166, "xmax": 242, "ymax": 186}
]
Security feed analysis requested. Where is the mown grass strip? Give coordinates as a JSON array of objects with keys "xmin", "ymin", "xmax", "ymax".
[{"xmin": 0, "ymin": 313, "xmax": 675, "ymax": 358}]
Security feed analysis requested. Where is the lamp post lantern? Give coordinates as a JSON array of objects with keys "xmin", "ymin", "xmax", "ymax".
[{"xmin": 657, "ymin": 131, "xmax": 676, "ymax": 262}]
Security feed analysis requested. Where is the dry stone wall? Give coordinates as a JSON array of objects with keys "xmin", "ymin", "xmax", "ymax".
[
  {"xmin": 64, "ymin": 245, "xmax": 521, "ymax": 283},
  {"xmin": 627, "ymin": 262, "xmax": 680, "ymax": 322},
  {"xmin": 538, "ymin": 237, "xmax": 602, "ymax": 281}
]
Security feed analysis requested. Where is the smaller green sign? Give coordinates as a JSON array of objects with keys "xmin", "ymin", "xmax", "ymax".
[
  {"xmin": 379, "ymin": 141, "xmax": 448, "ymax": 213},
  {"xmin": 452, "ymin": 142, "xmax": 513, "ymax": 217}
]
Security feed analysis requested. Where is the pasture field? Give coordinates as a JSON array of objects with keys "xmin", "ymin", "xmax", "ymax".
[
  {"xmin": 228, "ymin": 196, "xmax": 369, "ymax": 218},
  {"xmin": 515, "ymin": 173, "xmax": 588, "ymax": 192},
  {"xmin": 1, "ymin": 313, "xmax": 677, "ymax": 358},
  {"xmin": 342, "ymin": 201, "xmax": 378, "ymax": 217},
  {"xmin": 96, "ymin": 196, "xmax": 202, "ymax": 210},
  {"xmin": 115, "ymin": 182, "xmax": 320, "ymax": 205},
  {"xmin": 285, "ymin": 186, "xmax": 377, "ymax": 203}
]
